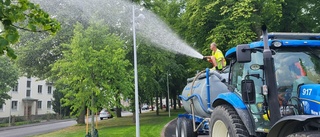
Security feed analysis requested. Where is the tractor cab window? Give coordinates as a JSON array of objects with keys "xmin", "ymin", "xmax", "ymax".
[
  {"xmin": 230, "ymin": 61, "xmax": 244, "ymax": 92},
  {"xmin": 231, "ymin": 52, "xmax": 264, "ymax": 94},
  {"xmin": 273, "ymin": 48, "xmax": 320, "ymax": 92}
]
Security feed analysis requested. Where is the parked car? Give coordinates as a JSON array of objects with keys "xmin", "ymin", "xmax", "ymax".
[
  {"xmin": 141, "ymin": 105, "xmax": 149, "ymax": 110},
  {"xmin": 99, "ymin": 109, "xmax": 113, "ymax": 120}
]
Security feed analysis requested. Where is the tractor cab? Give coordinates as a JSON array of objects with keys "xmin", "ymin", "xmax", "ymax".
[{"xmin": 226, "ymin": 32, "xmax": 320, "ymax": 135}]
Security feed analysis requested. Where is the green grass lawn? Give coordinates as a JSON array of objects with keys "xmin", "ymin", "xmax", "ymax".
[{"xmin": 33, "ymin": 108, "xmax": 186, "ymax": 137}]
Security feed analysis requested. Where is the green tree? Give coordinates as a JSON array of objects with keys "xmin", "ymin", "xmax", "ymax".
[
  {"xmin": 136, "ymin": 43, "xmax": 171, "ymax": 114},
  {"xmin": 0, "ymin": 0, "xmax": 60, "ymax": 59},
  {"xmin": 51, "ymin": 22, "xmax": 133, "ymax": 132},
  {"xmin": 52, "ymin": 87, "xmax": 71, "ymax": 118},
  {"xmin": 15, "ymin": 0, "xmax": 91, "ymax": 80},
  {"xmin": 133, "ymin": 0, "xmax": 195, "ymax": 113},
  {"xmin": 15, "ymin": 31, "xmax": 66, "ymax": 79},
  {"xmin": 277, "ymin": 0, "xmax": 320, "ymax": 32},
  {"xmin": 177, "ymin": 0, "xmax": 320, "ymax": 54},
  {"xmin": 0, "ymin": 56, "xmax": 19, "ymax": 104}
]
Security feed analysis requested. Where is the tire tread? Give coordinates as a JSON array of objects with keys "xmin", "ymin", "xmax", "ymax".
[{"xmin": 210, "ymin": 104, "xmax": 249, "ymax": 137}]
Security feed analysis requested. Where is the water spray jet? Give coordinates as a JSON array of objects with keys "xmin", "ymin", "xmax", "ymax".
[{"xmin": 31, "ymin": 0, "xmax": 203, "ymax": 59}]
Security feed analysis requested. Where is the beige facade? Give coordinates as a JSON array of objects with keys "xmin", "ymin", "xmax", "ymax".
[{"xmin": 0, "ymin": 77, "xmax": 55, "ymax": 118}]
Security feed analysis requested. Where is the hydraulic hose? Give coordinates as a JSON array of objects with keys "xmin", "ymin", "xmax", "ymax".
[
  {"xmin": 190, "ymin": 70, "xmax": 206, "ymax": 94},
  {"xmin": 189, "ymin": 69, "xmax": 205, "ymax": 132}
]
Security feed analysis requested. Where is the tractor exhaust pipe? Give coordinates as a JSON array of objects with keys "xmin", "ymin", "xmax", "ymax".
[{"xmin": 261, "ymin": 25, "xmax": 281, "ymax": 126}]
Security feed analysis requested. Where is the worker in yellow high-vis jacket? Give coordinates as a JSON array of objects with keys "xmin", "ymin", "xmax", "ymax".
[{"xmin": 204, "ymin": 42, "xmax": 226, "ymax": 71}]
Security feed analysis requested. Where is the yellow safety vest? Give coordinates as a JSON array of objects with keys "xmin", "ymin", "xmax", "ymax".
[{"xmin": 212, "ymin": 49, "xmax": 226, "ymax": 70}]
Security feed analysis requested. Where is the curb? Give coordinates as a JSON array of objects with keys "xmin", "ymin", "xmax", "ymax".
[{"xmin": 161, "ymin": 118, "xmax": 177, "ymax": 137}]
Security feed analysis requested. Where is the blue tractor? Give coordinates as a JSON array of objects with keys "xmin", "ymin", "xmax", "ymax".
[{"xmin": 176, "ymin": 27, "xmax": 320, "ymax": 137}]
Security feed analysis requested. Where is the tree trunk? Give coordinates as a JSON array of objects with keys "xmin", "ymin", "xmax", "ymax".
[
  {"xmin": 173, "ymin": 91, "xmax": 177, "ymax": 110},
  {"xmin": 76, "ymin": 105, "xmax": 86, "ymax": 124},
  {"xmin": 160, "ymin": 93, "xmax": 163, "ymax": 110},
  {"xmin": 150, "ymin": 97, "xmax": 154, "ymax": 111},
  {"xmin": 91, "ymin": 92, "xmax": 95, "ymax": 137},
  {"xmin": 116, "ymin": 107, "xmax": 122, "ymax": 117},
  {"xmin": 156, "ymin": 91, "xmax": 159, "ymax": 116},
  {"xmin": 166, "ymin": 92, "xmax": 169, "ymax": 112},
  {"xmin": 131, "ymin": 99, "xmax": 135, "ymax": 123},
  {"xmin": 116, "ymin": 95, "xmax": 122, "ymax": 117},
  {"xmin": 139, "ymin": 101, "xmax": 142, "ymax": 114},
  {"xmin": 132, "ymin": 110, "xmax": 136, "ymax": 122}
]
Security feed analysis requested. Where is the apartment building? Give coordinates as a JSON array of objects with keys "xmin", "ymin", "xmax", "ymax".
[{"xmin": 0, "ymin": 76, "xmax": 55, "ymax": 118}]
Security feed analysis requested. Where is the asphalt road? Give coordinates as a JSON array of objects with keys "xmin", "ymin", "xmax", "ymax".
[
  {"xmin": 0, "ymin": 120, "xmax": 77, "ymax": 137},
  {"xmin": 0, "ymin": 110, "xmax": 147, "ymax": 137}
]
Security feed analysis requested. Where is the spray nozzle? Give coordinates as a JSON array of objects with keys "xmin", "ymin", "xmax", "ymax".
[{"xmin": 202, "ymin": 56, "xmax": 207, "ymax": 61}]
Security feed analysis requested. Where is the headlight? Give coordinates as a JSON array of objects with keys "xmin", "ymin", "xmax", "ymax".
[{"xmin": 272, "ymin": 41, "xmax": 282, "ymax": 47}]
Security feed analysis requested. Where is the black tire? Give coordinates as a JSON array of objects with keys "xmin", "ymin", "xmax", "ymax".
[
  {"xmin": 286, "ymin": 131, "xmax": 320, "ymax": 137},
  {"xmin": 209, "ymin": 105, "xmax": 249, "ymax": 137},
  {"xmin": 176, "ymin": 118, "xmax": 182, "ymax": 137},
  {"xmin": 100, "ymin": 118, "xmax": 103, "ymax": 120},
  {"xmin": 181, "ymin": 118, "xmax": 198, "ymax": 137}
]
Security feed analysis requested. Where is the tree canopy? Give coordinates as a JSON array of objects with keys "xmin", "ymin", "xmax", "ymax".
[
  {"xmin": 51, "ymin": 22, "xmax": 133, "ymax": 116},
  {"xmin": 0, "ymin": 56, "xmax": 18, "ymax": 104},
  {"xmin": 0, "ymin": 0, "xmax": 60, "ymax": 59}
]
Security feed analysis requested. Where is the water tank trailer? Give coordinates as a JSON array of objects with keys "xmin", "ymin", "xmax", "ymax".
[{"xmin": 176, "ymin": 29, "xmax": 320, "ymax": 137}]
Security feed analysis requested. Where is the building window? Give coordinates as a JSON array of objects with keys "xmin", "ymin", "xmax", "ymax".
[
  {"xmin": 48, "ymin": 86, "xmax": 52, "ymax": 94},
  {"xmin": 26, "ymin": 90, "xmax": 31, "ymax": 97},
  {"xmin": 12, "ymin": 101, "xmax": 17, "ymax": 110},
  {"xmin": 0, "ymin": 103, "xmax": 3, "ymax": 111},
  {"xmin": 12, "ymin": 84, "xmax": 18, "ymax": 92},
  {"xmin": 38, "ymin": 85, "xmax": 42, "ymax": 94},
  {"xmin": 37, "ymin": 101, "xmax": 42, "ymax": 109},
  {"xmin": 27, "ymin": 81, "xmax": 31, "ymax": 88},
  {"xmin": 47, "ymin": 101, "xmax": 52, "ymax": 109}
]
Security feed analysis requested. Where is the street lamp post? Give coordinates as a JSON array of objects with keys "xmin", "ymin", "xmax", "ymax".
[
  {"xmin": 167, "ymin": 71, "xmax": 170, "ymax": 117},
  {"xmin": 132, "ymin": 5, "xmax": 140, "ymax": 137}
]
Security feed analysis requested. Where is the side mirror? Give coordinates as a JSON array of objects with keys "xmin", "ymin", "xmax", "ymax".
[
  {"xmin": 241, "ymin": 79, "xmax": 256, "ymax": 104},
  {"xmin": 236, "ymin": 44, "xmax": 251, "ymax": 63}
]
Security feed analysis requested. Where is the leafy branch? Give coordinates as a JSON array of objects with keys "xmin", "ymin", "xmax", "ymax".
[{"xmin": 0, "ymin": 0, "xmax": 61, "ymax": 59}]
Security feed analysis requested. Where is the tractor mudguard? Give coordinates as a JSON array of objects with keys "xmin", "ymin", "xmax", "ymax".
[
  {"xmin": 267, "ymin": 115, "xmax": 320, "ymax": 137},
  {"xmin": 212, "ymin": 92, "xmax": 256, "ymax": 136}
]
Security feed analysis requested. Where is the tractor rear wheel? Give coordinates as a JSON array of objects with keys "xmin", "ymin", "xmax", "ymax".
[
  {"xmin": 209, "ymin": 105, "xmax": 249, "ymax": 137},
  {"xmin": 181, "ymin": 118, "xmax": 198, "ymax": 137},
  {"xmin": 287, "ymin": 131, "xmax": 320, "ymax": 137}
]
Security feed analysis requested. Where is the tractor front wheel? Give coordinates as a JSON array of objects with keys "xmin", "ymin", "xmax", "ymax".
[{"xmin": 209, "ymin": 105, "xmax": 249, "ymax": 137}]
